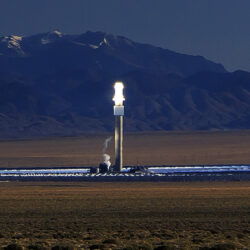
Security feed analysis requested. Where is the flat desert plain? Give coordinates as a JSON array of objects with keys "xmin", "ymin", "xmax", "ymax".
[
  {"xmin": 0, "ymin": 182, "xmax": 249, "ymax": 249},
  {"xmin": 0, "ymin": 130, "xmax": 250, "ymax": 167}
]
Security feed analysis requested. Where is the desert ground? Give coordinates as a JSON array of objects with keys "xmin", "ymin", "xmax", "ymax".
[
  {"xmin": 0, "ymin": 181, "xmax": 249, "ymax": 249},
  {"xmin": 0, "ymin": 130, "xmax": 250, "ymax": 168},
  {"xmin": 0, "ymin": 131, "xmax": 249, "ymax": 249}
]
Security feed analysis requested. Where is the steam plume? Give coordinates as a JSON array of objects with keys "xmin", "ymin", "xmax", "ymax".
[
  {"xmin": 103, "ymin": 153, "xmax": 111, "ymax": 168},
  {"xmin": 103, "ymin": 136, "xmax": 112, "ymax": 153},
  {"xmin": 102, "ymin": 136, "xmax": 112, "ymax": 169}
]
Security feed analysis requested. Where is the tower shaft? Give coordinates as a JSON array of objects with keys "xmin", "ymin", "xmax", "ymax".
[{"xmin": 115, "ymin": 115, "xmax": 123, "ymax": 172}]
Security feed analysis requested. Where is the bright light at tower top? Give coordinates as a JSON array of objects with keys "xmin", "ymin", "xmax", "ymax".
[{"xmin": 113, "ymin": 82, "xmax": 125, "ymax": 106}]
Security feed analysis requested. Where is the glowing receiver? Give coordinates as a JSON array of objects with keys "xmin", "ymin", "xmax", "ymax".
[{"xmin": 113, "ymin": 82, "xmax": 125, "ymax": 116}]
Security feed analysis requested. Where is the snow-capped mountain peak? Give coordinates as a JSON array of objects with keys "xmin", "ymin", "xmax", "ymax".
[
  {"xmin": 40, "ymin": 30, "xmax": 63, "ymax": 45},
  {"xmin": 0, "ymin": 35, "xmax": 25, "ymax": 56},
  {"xmin": 2, "ymin": 35, "xmax": 22, "ymax": 49}
]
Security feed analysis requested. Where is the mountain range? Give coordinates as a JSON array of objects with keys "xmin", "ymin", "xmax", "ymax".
[{"xmin": 0, "ymin": 30, "xmax": 250, "ymax": 138}]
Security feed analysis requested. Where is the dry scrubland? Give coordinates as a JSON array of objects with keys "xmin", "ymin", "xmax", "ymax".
[
  {"xmin": 0, "ymin": 182, "xmax": 249, "ymax": 249},
  {"xmin": 0, "ymin": 131, "xmax": 249, "ymax": 249},
  {"xmin": 0, "ymin": 130, "xmax": 250, "ymax": 167}
]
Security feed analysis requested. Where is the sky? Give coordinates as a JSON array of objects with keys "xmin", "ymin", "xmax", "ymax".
[{"xmin": 0, "ymin": 0, "xmax": 249, "ymax": 72}]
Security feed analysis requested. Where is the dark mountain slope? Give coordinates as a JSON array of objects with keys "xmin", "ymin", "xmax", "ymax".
[
  {"xmin": 0, "ymin": 31, "xmax": 249, "ymax": 138},
  {"xmin": 0, "ymin": 31, "xmax": 225, "ymax": 76}
]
